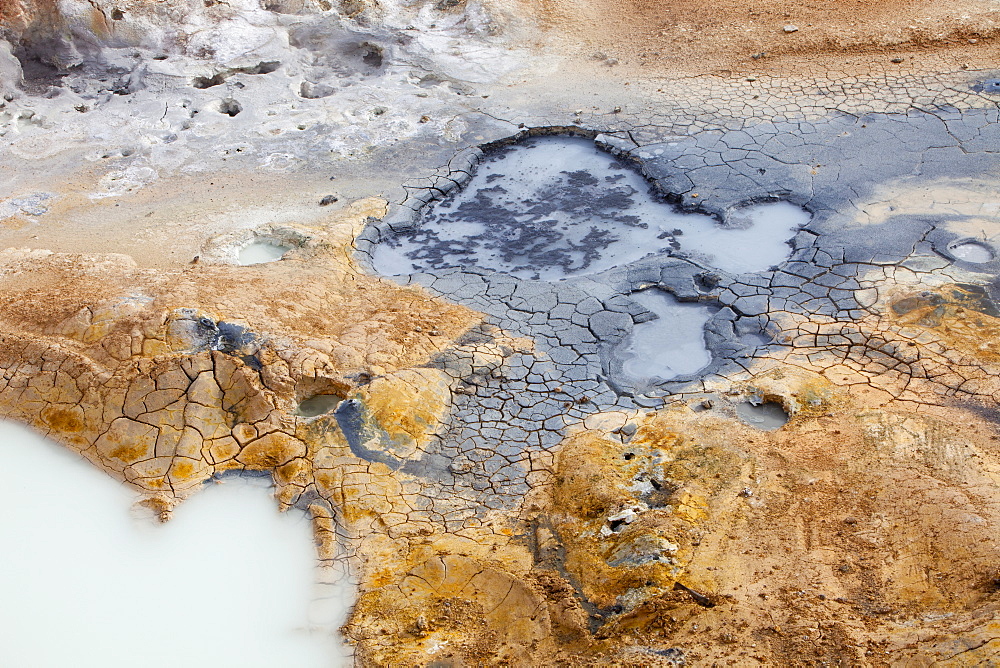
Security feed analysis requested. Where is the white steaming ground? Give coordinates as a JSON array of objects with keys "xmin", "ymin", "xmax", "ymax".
[{"xmin": 0, "ymin": 422, "xmax": 351, "ymax": 668}]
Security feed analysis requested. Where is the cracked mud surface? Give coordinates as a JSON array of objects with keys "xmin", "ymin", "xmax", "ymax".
[{"xmin": 4, "ymin": 0, "xmax": 1000, "ymax": 665}]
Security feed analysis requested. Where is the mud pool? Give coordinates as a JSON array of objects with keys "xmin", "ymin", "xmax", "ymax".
[
  {"xmin": 613, "ymin": 289, "xmax": 714, "ymax": 386},
  {"xmin": 295, "ymin": 394, "xmax": 342, "ymax": 418},
  {"xmin": 735, "ymin": 400, "xmax": 790, "ymax": 431},
  {"xmin": 949, "ymin": 240, "xmax": 994, "ymax": 263},
  {"xmin": 371, "ymin": 137, "xmax": 810, "ymax": 280},
  {"xmin": 0, "ymin": 423, "xmax": 351, "ymax": 668},
  {"xmin": 239, "ymin": 240, "xmax": 292, "ymax": 265}
]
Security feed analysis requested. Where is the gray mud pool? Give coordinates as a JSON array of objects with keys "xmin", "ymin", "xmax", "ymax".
[
  {"xmin": 372, "ymin": 136, "xmax": 810, "ymax": 280},
  {"xmin": 240, "ymin": 240, "xmax": 293, "ymax": 265},
  {"xmin": 613, "ymin": 289, "xmax": 714, "ymax": 385}
]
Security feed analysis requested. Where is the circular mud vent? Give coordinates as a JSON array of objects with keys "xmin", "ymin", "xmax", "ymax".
[
  {"xmin": 736, "ymin": 399, "xmax": 789, "ymax": 431},
  {"xmin": 239, "ymin": 240, "xmax": 293, "ymax": 265},
  {"xmin": 948, "ymin": 239, "xmax": 994, "ymax": 264}
]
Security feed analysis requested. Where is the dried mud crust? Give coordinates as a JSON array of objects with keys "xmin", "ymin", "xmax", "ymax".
[{"xmin": 337, "ymin": 105, "xmax": 1000, "ymax": 662}]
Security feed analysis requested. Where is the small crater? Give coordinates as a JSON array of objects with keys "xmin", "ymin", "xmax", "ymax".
[
  {"xmin": 193, "ymin": 74, "xmax": 226, "ymax": 89},
  {"xmin": 294, "ymin": 394, "xmax": 342, "ymax": 418},
  {"xmin": 239, "ymin": 240, "xmax": 291, "ymax": 265},
  {"xmin": 299, "ymin": 81, "xmax": 335, "ymax": 99},
  {"xmin": 359, "ymin": 42, "xmax": 384, "ymax": 67},
  {"xmin": 193, "ymin": 62, "xmax": 280, "ymax": 89},
  {"xmin": 217, "ymin": 98, "xmax": 242, "ymax": 117},
  {"xmin": 948, "ymin": 239, "xmax": 994, "ymax": 264},
  {"xmin": 736, "ymin": 400, "xmax": 789, "ymax": 431}
]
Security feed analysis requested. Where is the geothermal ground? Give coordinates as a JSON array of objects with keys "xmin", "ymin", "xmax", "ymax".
[{"xmin": 3, "ymin": 0, "xmax": 1000, "ymax": 665}]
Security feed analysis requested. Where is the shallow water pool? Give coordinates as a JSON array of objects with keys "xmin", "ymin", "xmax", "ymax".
[{"xmin": 614, "ymin": 289, "xmax": 714, "ymax": 385}]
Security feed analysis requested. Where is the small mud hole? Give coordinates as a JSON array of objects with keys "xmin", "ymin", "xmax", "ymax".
[
  {"xmin": 612, "ymin": 289, "xmax": 713, "ymax": 386},
  {"xmin": 218, "ymin": 98, "xmax": 242, "ymax": 117},
  {"xmin": 736, "ymin": 400, "xmax": 789, "ymax": 430},
  {"xmin": 239, "ymin": 241, "xmax": 292, "ymax": 265},
  {"xmin": 359, "ymin": 42, "xmax": 384, "ymax": 67},
  {"xmin": 949, "ymin": 240, "xmax": 994, "ymax": 264},
  {"xmin": 294, "ymin": 394, "xmax": 341, "ymax": 418},
  {"xmin": 373, "ymin": 137, "xmax": 810, "ymax": 280}
]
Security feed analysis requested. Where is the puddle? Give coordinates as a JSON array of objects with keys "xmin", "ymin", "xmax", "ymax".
[
  {"xmin": 614, "ymin": 289, "xmax": 713, "ymax": 385},
  {"xmin": 949, "ymin": 240, "xmax": 994, "ymax": 263},
  {"xmin": 0, "ymin": 422, "xmax": 351, "ymax": 668},
  {"xmin": 690, "ymin": 201, "xmax": 811, "ymax": 273},
  {"xmin": 240, "ymin": 240, "xmax": 292, "ymax": 265},
  {"xmin": 373, "ymin": 137, "xmax": 810, "ymax": 280},
  {"xmin": 735, "ymin": 400, "xmax": 789, "ymax": 430},
  {"xmin": 295, "ymin": 394, "xmax": 342, "ymax": 418}
]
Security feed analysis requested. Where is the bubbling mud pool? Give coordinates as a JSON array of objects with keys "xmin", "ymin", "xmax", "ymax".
[
  {"xmin": 372, "ymin": 136, "xmax": 811, "ymax": 280},
  {"xmin": 0, "ymin": 422, "xmax": 351, "ymax": 668}
]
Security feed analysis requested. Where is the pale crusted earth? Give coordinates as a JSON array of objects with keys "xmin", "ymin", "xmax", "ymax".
[{"xmin": 4, "ymin": 0, "xmax": 1000, "ymax": 665}]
